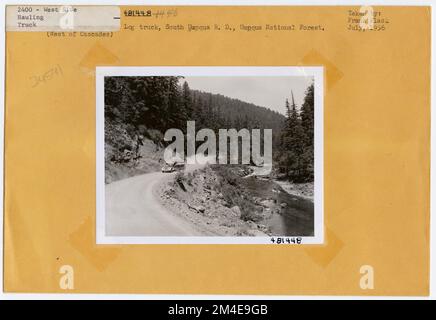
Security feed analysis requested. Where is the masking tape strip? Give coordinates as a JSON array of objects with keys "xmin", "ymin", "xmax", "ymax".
[
  {"xmin": 69, "ymin": 217, "xmax": 121, "ymax": 272},
  {"xmin": 304, "ymin": 228, "xmax": 344, "ymax": 268},
  {"xmin": 300, "ymin": 49, "xmax": 344, "ymax": 91},
  {"xmin": 79, "ymin": 43, "xmax": 120, "ymax": 73}
]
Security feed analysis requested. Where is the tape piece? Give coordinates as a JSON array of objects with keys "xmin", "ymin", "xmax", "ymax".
[
  {"xmin": 79, "ymin": 42, "xmax": 119, "ymax": 74},
  {"xmin": 69, "ymin": 217, "xmax": 121, "ymax": 272},
  {"xmin": 304, "ymin": 228, "xmax": 344, "ymax": 268},
  {"xmin": 300, "ymin": 49, "xmax": 343, "ymax": 90}
]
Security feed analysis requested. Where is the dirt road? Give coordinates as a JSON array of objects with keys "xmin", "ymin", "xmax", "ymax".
[{"xmin": 105, "ymin": 171, "xmax": 203, "ymax": 236}]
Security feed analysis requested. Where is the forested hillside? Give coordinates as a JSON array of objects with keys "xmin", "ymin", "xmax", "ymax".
[
  {"xmin": 105, "ymin": 76, "xmax": 285, "ymax": 136},
  {"xmin": 104, "ymin": 76, "xmax": 314, "ymax": 184},
  {"xmin": 105, "ymin": 76, "xmax": 285, "ymax": 165}
]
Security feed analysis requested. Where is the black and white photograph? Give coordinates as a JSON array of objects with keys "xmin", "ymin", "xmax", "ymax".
[{"xmin": 96, "ymin": 67, "xmax": 323, "ymax": 244}]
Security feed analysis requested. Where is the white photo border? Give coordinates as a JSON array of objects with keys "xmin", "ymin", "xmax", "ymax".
[{"xmin": 96, "ymin": 66, "xmax": 324, "ymax": 245}]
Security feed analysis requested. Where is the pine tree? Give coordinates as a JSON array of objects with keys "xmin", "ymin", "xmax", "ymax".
[
  {"xmin": 279, "ymin": 91, "xmax": 306, "ymax": 182},
  {"xmin": 182, "ymin": 81, "xmax": 194, "ymax": 119},
  {"xmin": 285, "ymin": 98, "xmax": 292, "ymax": 119},
  {"xmin": 300, "ymin": 83, "xmax": 314, "ymax": 147},
  {"xmin": 299, "ymin": 83, "xmax": 314, "ymax": 181},
  {"xmin": 166, "ymin": 76, "xmax": 186, "ymax": 131}
]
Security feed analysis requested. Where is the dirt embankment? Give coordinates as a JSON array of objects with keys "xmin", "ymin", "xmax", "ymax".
[
  {"xmin": 156, "ymin": 165, "xmax": 314, "ymax": 236},
  {"xmin": 156, "ymin": 166, "xmax": 270, "ymax": 236}
]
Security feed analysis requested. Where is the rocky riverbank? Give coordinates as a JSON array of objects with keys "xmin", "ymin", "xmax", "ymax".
[
  {"xmin": 274, "ymin": 180, "xmax": 314, "ymax": 201},
  {"xmin": 156, "ymin": 165, "xmax": 314, "ymax": 237}
]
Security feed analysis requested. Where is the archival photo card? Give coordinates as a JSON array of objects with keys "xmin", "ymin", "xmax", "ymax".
[{"xmin": 96, "ymin": 67, "xmax": 323, "ymax": 244}]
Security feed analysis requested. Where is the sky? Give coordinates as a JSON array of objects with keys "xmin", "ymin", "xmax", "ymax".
[{"xmin": 181, "ymin": 76, "xmax": 313, "ymax": 115}]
